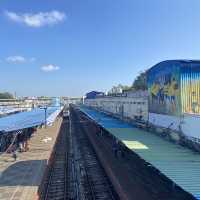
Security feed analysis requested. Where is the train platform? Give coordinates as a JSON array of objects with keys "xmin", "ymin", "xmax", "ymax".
[
  {"xmin": 0, "ymin": 118, "xmax": 62, "ymax": 200},
  {"xmin": 79, "ymin": 106, "xmax": 200, "ymax": 200}
]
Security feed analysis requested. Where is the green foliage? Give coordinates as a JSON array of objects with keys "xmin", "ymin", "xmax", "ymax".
[
  {"xmin": 120, "ymin": 85, "xmax": 131, "ymax": 91},
  {"xmin": 108, "ymin": 84, "xmax": 131, "ymax": 94},
  {"xmin": 132, "ymin": 71, "xmax": 147, "ymax": 91},
  {"xmin": 0, "ymin": 92, "xmax": 14, "ymax": 99}
]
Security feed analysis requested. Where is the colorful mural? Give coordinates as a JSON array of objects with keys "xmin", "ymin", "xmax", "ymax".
[
  {"xmin": 148, "ymin": 62, "xmax": 181, "ymax": 116},
  {"xmin": 181, "ymin": 63, "xmax": 200, "ymax": 114},
  {"xmin": 148, "ymin": 60, "xmax": 200, "ymax": 116}
]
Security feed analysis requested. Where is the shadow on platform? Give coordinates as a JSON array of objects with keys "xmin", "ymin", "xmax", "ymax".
[{"xmin": 0, "ymin": 159, "xmax": 47, "ymax": 186}]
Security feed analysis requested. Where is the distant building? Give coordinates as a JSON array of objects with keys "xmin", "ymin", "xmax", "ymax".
[
  {"xmin": 84, "ymin": 91, "xmax": 148, "ymax": 121},
  {"xmin": 62, "ymin": 97, "xmax": 83, "ymax": 106},
  {"xmin": 0, "ymin": 97, "xmax": 53, "ymax": 110},
  {"xmin": 85, "ymin": 91, "xmax": 104, "ymax": 99},
  {"xmin": 123, "ymin": 89, "xmax": 148, "ymax": 98}
]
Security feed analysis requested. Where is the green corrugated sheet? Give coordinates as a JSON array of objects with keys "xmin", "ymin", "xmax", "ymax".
[
  {"xmin": 80, "ymin": 106, "xmax": 200, "ymax": 198},
  {"xmin": 108, "ymin": 127, "xmax": 200, "ymax": 196}
]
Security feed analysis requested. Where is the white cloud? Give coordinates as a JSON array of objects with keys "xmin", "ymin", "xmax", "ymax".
[
  {"xmin": 5, "ymin": 56, "xmax": 36, "ymax": 63},
  {"xmin": 41, "ymin": 64, "xmax": 60, "ymax": 72},
  {"xmin": 6, "ymin": 56, "xmax": 26, "ymax": 63},
  {"xmin": 5, "ymin": 10, "xmax": 66, "ymax": 27}
]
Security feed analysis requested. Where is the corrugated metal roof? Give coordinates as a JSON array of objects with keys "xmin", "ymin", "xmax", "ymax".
[
  {"xmin": 0, "ymin": 106, "xmax": 63, "ymax": 132},
  {"xmin": 149, "ymin": 60, "xmax": 200, "ymax": 72},
  {"xmin": 79, "ymin": 106, "xmax": 200, "ymax": 199}
]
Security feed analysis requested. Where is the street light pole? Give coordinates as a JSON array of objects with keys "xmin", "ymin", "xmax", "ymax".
[
  {"xmin": 40, "ymin": 106, "xmax": 47, "ymax": 128},
  {"xmin": 44, "ymin": 107, "xmax": 47, "ymax": 128}
]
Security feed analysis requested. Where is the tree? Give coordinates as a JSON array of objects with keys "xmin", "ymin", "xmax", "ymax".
[
  {"xmin": 0, "ymin": 92, "xmax": 14, "ymax": 99},
  {"xmin": 132, "ymin": 71, "xmax": 147, "ymax": 91},
  {"xmin": 108, "ymin": 84, "xmax": 131, "ymax": 94}
]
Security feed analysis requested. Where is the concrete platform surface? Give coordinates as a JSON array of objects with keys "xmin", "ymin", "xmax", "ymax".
[{"xmin": 0, "ymin": 118, "xmax": 62, "ymax": 200}]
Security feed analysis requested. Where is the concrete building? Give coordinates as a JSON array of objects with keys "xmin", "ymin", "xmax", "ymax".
[
  {"xmin": 0, "ymin": 98, "xmax": 53, "ymax": 109},
  {"xmin": 84, "ymin": 95, "xmax": 148, "ymax": 121},
  {"xmin": 62, "ymin": 97, "xmax": 83, "ymax": 107}
]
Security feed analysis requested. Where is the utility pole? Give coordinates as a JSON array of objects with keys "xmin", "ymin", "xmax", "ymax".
[
  {"xmin": 44, "ymin": 107, "xmax": 47, "ymax": 128},
  {"xmin": 40, "ymin": 106, "xmax": 48, "ymax": 128}
]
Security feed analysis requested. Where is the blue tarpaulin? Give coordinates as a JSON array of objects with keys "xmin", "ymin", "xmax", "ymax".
[{"xmin": 0, "ymin": 106, "xmax": 63, "ymax": 133}]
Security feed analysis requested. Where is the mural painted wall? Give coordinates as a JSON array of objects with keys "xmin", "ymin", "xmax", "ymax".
[
  {"xmin": 148, "ymin": 62, "xmax": 181, "ymax": 116},
  {"xmin": 181, "ymin": 63, "xmax": 200, "ymax": 114}
]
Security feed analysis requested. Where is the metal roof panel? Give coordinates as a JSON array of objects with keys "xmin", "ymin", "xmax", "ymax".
[{"xmin": 79, "ymin": 106, "xmax": 200, "ymax": 199}]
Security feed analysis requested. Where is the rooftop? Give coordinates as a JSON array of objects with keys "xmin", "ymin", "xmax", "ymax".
[{"xmin": 0, "ymin": 107, "xmax": 63, "ymax": 133}]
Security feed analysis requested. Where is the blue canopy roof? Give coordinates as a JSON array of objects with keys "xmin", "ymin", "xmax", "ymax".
[
  {"xmin": 79, "ymin": 107, "xmax": 132, "ymax": 128},
  {"xmin": 0, "ymin": 107, "xmax": 63, "ymax": 133}
]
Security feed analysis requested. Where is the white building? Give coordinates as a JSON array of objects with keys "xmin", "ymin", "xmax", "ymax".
[{"xmin": 84, "ymin": 95, "xmax": 148, "ymax": 121}]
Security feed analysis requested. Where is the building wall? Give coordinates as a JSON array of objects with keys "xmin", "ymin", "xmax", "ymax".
[
  {"xmin": 149, "ymin": 112, "xmax": 200, "ymax": 142},
  {"xmin": 181, "ymin": 114, "xmax": 200, "ymax": 142},
  {"xmin": 85, "ymin": 94, "xmax": 200, "ymax": 142},
  {"xmin": 149, "ymin": 113, "xmax": 181, "ymax": 131},
  {"xmin": 147, "ymin": 60, "xmax": 200, "ymax": 142},
  {"xmin": 84, "ymin": 96, "xmax": 148, "ymax": 121},
  {"xmin": 180, "ymin": 62, "xmax": 200, "ymax": 114},
  {"xmin": 148, "ymin": 60, "xmax": 200, "ymax": 116},
  {"xmin": 147, "ymin": 60, "xmax": 181, "ymax": 116}
]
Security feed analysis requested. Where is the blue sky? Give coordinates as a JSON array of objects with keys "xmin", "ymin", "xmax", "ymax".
[{"xmin": 1, "ymin": 0, "xmax": 200, "ymax": 97}]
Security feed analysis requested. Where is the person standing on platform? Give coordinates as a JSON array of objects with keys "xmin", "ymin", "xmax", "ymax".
[
  {"xmin": 112, "ymin": 140, "xmax": 118, "ymax": 158},
  {"xmin": 12, "ymin": 150, "xmax": 17, "ymax": 161},
  {"xmin": 12, "ymin": 144, "xmax": 17, "ymax": 161}
]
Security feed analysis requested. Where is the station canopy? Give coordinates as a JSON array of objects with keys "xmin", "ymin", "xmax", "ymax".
[
  {"xmin": 0, "ymin": 106, "xmax": 63, "ymax": 133},
  {"xmin": 79, "ymin": 106, "xmax": 200, "ymax": 200}
]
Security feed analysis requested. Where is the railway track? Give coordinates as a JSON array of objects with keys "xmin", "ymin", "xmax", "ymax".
[
  {"xmin": 41, "ymin": 109, "xmax": 118, "ymax": 200},
  {"xmin": 40, "ymin": 106, "xmax": 197, "ymax": 200},
  {"xmin": 70, "ymin": 108, "xmax": 119, "ymax": 200},
  {"xmin": 43, "ymin": 120, "xmax": 68, "ymax": 200}
]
